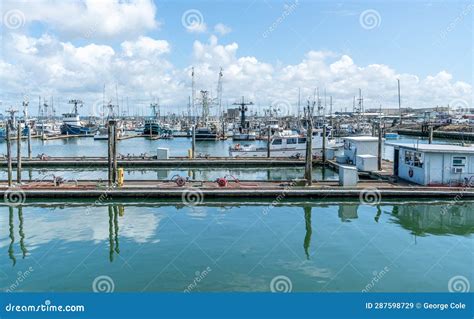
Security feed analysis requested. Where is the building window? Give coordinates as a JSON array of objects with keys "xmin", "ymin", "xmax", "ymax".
[
  {"xmin": 404, "ymin": 150, "xmax": 423, "ymax": 167},
  {"xmin": 298, "ymin": 138, "xmax": 306, "ymax": 144},
  {"xmin": 404, "ymin": 150, "xmax": 413, "ymax": 165},
  {"xmin": 452, "ymin": 156, "xmax": 466, "ymax": 167},
  {"xmin": 287, "ymin": 138, "xmax": 297, "ymax": 144},
  {"xmin": 413, "ymin": 152, "xmax": 423, "ymax": 168}
]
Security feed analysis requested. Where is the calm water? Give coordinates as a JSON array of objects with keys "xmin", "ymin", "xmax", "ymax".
[
  {"xmin": 0, "ymin": 167, "xmax": 338, "ymax": 182},
  {"xmin": 1, "ymin": 200, "xmax": 472, "ymax": 292},
  {"xmin": 1, "ymin": 135, "xmax": 445, "ymax": 159}
]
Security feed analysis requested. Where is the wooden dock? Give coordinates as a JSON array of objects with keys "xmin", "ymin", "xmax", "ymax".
[
  {"xmin": 0, "ymin": 157, "xmax": 306, "ymax": 168},
  {"xmin": 1, "ymin": 180, "xmax": 473, "ymax": 199}
]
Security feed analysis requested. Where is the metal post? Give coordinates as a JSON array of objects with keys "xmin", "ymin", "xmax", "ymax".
[
  {"xmin": 267, "ymin": 126, "xmax": 271, "ymax": 158},
  {"xmin": 6, "ymin": 121, "xmax": 12, "ymax": 186},
  {"xmin": 322, "ymin": 125, "xmax": 327, "ymax": 165},
  {"xmin": 27, "ymin": 122, "xmax": 32, "ymax": 159},
  {"xmin": 305, "ymin": 121, "xmax": 313, "ymax": 186},
  {"xmin": 377, "ymin": 123, "xmax": 383, "ymax": 171},
  {"xmin": 428, "ymin": 126, "xmax": 433, "ymax": 144},
  {"xmin": 16, "ymin": 123, "xmax": 22, "ymax": 184},
  {"xmin": 107, "ymin": 123, "xmax": 113, "ymax": 186},
  {"xmin": 191, "ymin": 126, "xmax": 196, "ymax": 159}
]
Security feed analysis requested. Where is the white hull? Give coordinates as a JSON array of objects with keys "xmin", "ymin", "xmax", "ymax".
[{"xmin": 230, "ymin": 146, "xmax": 341, "ymax": 158}]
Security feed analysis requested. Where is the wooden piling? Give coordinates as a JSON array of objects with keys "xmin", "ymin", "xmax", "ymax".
[
  {"xmin": 107, "ymin": 123, "xmax": 113, "ymax": 186},
  {"xmin": 27, "ymin": 122, "xmax": 32, "ymax": 159},
  {"xmin": 322, "ymin": 125, "xmax": 327, "ymax": 165},
  {"xmin": 267, "ymin": 126, "xmax": 271, "ymax": 158},
  {"xmin": 112, "ymin": 122, "xmax": 118, "ymax": 184},
  {"xmin": 191, "ymin": 126, "xmax": 196, "ymax": 159},
  {"xmin": 16, "ymin": 123, "xmax": 22, "ymax": 183},
  {"xmin": 6, "ymin": 121, "xmax": 13, "ymax": 186},
  {"xmin": 305, "ymin": 121, "xmax": 313, "ymax": 186},
  {"xmin": 428, "ymin": 126, "xmax": 433, "ymax": 144},
  {"xmin": 377, "ymin": 123, "xmax": 383, "ymax": 171}
]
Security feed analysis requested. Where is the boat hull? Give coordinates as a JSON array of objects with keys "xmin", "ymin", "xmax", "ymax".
[{"xmin": 60, "ymin": 123, "xmax": 92, "ymax": 135}]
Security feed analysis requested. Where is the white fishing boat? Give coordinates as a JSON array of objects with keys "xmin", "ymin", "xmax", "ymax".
[{"xmin": 229, "ymin": 129, "xmax": 343, "ymax": 158}]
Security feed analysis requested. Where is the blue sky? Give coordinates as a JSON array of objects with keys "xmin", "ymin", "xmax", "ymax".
[
  {"xmin": 26, "ymin": 0, "xmax": 472, "ymax": 81},
  {"xmin": 0, "ymin": 0, "xmax": 472, "ymax": 114}
]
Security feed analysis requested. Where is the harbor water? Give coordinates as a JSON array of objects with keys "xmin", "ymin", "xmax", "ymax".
[{"xmin": 0, "ymin": 200, "xmax": 472, "ymax": 292}]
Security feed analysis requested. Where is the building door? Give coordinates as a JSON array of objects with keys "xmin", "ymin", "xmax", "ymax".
[{"xmin": 394, "ymin": 149, "xmax": 399, "ymax": 176}]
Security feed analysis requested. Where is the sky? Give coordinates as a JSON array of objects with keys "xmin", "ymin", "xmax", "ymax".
[{"xmin": 0, "ymin": 0, "xmax": 472, "ymax": 117}]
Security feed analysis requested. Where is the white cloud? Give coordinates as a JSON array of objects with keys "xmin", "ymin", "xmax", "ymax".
[
  {"xmin": 3, "ymin": 0, "xmax": 158, "ymax": 39},
  {"xmin": 0, "ymin": 34, "xmax": 471, "ymax": 116},
  {"xmin": 214, "ymin": 23, "xmax": 232, "ymax": 36},
  {"xmin": 121, "ymin": 36, "xmax": 170, "ymax": 58}
]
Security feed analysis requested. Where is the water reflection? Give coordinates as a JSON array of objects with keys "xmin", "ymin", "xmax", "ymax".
[
  {"xmin": 2, "ymin": 201, "xmax": 473, "ymax": 266},
  {"xmin": 8, "ymin": 207, "xmax": 16, "ymax": 266},
  {"xmin": 391, "ymin": 204, "xmax": 474, "ymax": 236},
  {"xmin": 108, "ymin": 205, "xmax": 122, "ymax": 262},
  {"xmin": 303, "ymin": 206, "xmax": 312, "ymax": 260}
]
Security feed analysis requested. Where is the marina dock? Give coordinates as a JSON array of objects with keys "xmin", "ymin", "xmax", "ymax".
[
  {"xmin": 1, "ymin": 179, "xmax": 472, "ymax": 199},
  {"xmin": 0, "ymin": 157, "xmax": 305, "ymax": 168}
]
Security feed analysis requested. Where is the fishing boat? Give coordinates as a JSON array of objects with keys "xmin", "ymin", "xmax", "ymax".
[
  {"xmin": 143, "ymin": 119, "xmax": 172, "ymax": 136},
  {"xmin": 229, "ymin": 129, "xmax": 342, "ymax": 157},
  {"xmin": 195, "ymin": 126, "xmax": 218, "ymax": 141},
  {"xmin": 60, "ymin": 100, "xmax": 94, "ymax": 135}
]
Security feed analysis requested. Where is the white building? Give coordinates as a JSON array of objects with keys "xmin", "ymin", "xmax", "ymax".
[
  {"xmin": 389, "ymin": 143, "xmax": 474, "ymax": 186},
  {"xmin": 342, "ymin": 136, "xmax": 382, "ymax": 170}
]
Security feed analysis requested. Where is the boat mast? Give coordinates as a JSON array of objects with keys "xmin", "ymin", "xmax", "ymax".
[
  {"xmin": 233, "ymin": 96, "xmax": 254, "ymax": 130},
  {"xmin": 191, "ymin": 67, "xmax": 195, "ymax": 124}
]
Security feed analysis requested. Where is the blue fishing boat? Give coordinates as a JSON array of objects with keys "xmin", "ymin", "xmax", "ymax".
[{"xmin": 60, "ymin": 99, "xmax": 93, "ymax": 135}]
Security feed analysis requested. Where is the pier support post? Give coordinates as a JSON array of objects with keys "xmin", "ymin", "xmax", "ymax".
[
  {"xmin": 304, "ymin": 121, "xmax": 313, "ymax": 186},
  {"xmin": 17, "ymin": 122, "xmax": 22, "ymax": 183},
  {"xmin": 377, "ymin": 123, "xmax": 382, "ymax": 171},
  {"xmin": 108, "ymin": 122, "xmax": 113, "ymax": 187},
  {"xmin": 267, "ymin": 126, "xmax": 271, "ymax": 158},
  {"xmin": 191, "ymin": 126, "xmax": 196, "ymax": 159},
  {"xmin": 322, "ymin": 125, "xmax": 327, "ymax": 165},
  {"xmin": 112, "ymin": 121, "xmax": 118, "ymax": 184},
  {"xmin": 27, "ymin": 122, "xmax": 32, "ymax": 159},
  {"xmin": 6, "ymin": 121, "xmax": 13, "ymax": 186},
  {"xmin": 428, "ymin": 126, "xmax": 433, "ymax": 144}
]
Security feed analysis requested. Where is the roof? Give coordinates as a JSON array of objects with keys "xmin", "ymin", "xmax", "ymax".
[
  {"xmin": 388, "ymin": 142, "xmax": 474, "ymax": 154},
  {"xmin": 343, "ymin": 136, "xmax": 380, "ymax": 142}
]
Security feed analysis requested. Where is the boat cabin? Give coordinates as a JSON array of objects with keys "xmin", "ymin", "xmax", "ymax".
[{"xmin": 389, "ymin": 143, "xmax": 474, "ymax": 186}]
